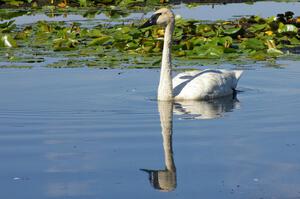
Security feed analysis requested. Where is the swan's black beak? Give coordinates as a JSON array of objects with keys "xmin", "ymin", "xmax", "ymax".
[{"xmin": 139, "ymin": 13, "xmax": 161, "ymax": 29}]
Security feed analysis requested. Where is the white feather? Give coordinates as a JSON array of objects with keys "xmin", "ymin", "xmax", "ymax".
[
  {"xmin": 173, "ymin": 69, "xmax": 243, "ymax": 100},
  {"xmin": 2, "ymin": 35, "xmax": 12, "ymax": 48}
]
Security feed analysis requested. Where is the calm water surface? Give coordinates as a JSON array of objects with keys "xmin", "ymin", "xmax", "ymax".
[{"xmin": 0, "ymin": 61, "xmax": 300, "ymax": 198}]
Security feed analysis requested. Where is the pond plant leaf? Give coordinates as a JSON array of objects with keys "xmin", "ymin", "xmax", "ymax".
[
  {"xmin": 79, "ymin": 0, "xmax": 87, "ymax": 7},
  {"xmin": 247, "ymin": 23, "xmax": 267, "ymax": 33},
  {"xmin": 266, "ymin": 39, "xmax": 284, "ymax": 56},
  {"xmin": 47, "ymin": 59, "xmax": 84, "ymax": 68},
  {"xmin": 88, "ymin": 36, "xmax": 113, "ymax": 46},
  {"xmin": 0, "ymin": 20, "xmax": 16, "ymax": 33},
  {"xmin": 86, "ymin": 29, "xmax": 104, "ymax": 38},
  {"xmin": 240, "ymin": 38, "xmax": 266, "ymax": 50},
  {"xmin": 222, "ymin": 27, "xmax": 242, "ymax": 36},
  {"xmin": 0, "ymin": 65, "xmax": 33, "ymax": 69},
  {"xmin": 53, "ymin": 38, "xmax": 79, "ymax": 51},
  {"xmin": 278, "ymin": 24, "xmax": 298, "ymax": 34},
  {"xmin": 0, "ymin": 10, "xmax": 27, "ymax": 20},
  {"xmin": 267, "ymin": 48, "xmax": 284, "ymax": 56}
]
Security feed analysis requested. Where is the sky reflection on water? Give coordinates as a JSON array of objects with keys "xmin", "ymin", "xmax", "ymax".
[{"xmin": 0, "ymin": 60, "xmax": 299, "ymax": 198}]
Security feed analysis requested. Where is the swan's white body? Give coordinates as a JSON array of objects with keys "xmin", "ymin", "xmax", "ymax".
[
  {"xmin": 172, "ymin": 69, "xmax": 243, "ymax": 100},
  {"xmin": 141, "ymin": 8, "xmax": 243, "ymax": 101}
]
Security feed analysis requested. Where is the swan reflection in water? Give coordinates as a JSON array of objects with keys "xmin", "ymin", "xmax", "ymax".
[
  {"xmin": 141, "ymin": 95, "xmax": 240, "ymax": 192},
  {"xmin": 174, "ymin": 95, "xmax": 240, "ymax": 120}
]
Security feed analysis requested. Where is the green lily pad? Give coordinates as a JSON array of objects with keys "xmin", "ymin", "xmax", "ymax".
[
  {"xmin": 85, "ymin": 29, "xmax": 104, "ymax": 38},
  {"xmin": 88, "ymin": 36, "xmax": 113, "ymax": 46},
  {"xmin": 53, "ymin": 38, "xmax": 79, "ymax": 51},
  {"xmin": 247, "ymin": 24, "xmax": 267, "ymax": 33},
  {"xmin": 113, "ymin": 31, "xmax": 133, "ymax": 41},
  {"xmin": 125, "ymin": 42, "xmax": 139, "ymax": 50},
  {"xmin": 249, "ymin": 50, "xmax": 269, "ymax": 61},
  {"xmin": 278, "ymin": 24, "xmax": 298, "ymax": 34},
  {"xmin": 189, "ymin": 37, "xmax": 206, "ymax": 46},
  {"xmin": 47, "ymin": 59, "xmax": 84, "ymax": 68},
  {"xmin": 267, "ymin": 48, "xmax": 284, "ymax": 56},
  {"xmin": 36, "ymin": 21, "xmax": 54, "ymax": 33},
  {"xmin": 192, "ymin": 45, "xmax": 224, "ymax": 59},
  {"xmin": 196, "ymin": 24, "xmax": 216, "ymax": 37},
  {"xmin": 180, "ymin": 40, "xmax": 194, "ymax": 50},
  {"xmin": 0, "ymin": 10, "xmax": 27, "ymax": 20},
  {"xmin": 213, "ymin": 36, "xmax": 233, "ymax": 48},
  {"xmin": 240, "ymin": 38, "xmax": 266, "ymax": 50},
  {"xmin": 0, "ymin": 65, "xmax": 32, "ymax": 69},
  {"xmin": 223, "ymin": 27, "xmax": 242, "ymax": 36},
  {"xmin": 0, "ymin": 20, "xmax": 16, "ymax": 33},
  {"xmin": 289, "ymin": 37, "xmax": 300, "ymax": 45}
]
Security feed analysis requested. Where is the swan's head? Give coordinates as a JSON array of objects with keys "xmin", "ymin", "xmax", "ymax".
[{"xmin": 140, "ymin": 8, "xmax": 175, "ymax": 28}]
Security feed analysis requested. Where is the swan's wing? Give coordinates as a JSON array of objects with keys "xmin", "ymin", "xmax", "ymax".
[
  {"xmin": 172, "ymin": 70, "xmax": 201, "ymax": 88},
  {"xmin": 174, "ymin": 69, "xmax": 243, "ymax": 100}
]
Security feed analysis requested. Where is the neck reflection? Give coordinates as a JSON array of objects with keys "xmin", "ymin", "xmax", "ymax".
[
  {"xmin": 141, "ymin": 95, "xmax": 240, "ymax": 192},
  {"xmin": 141, "ymin": 101, "xmax": 176, "ymax": 192}
]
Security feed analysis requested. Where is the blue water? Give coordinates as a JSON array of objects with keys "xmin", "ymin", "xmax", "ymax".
[{"xmin": 0, "ymin": 60, "xmax": 299, "ymax": 198}]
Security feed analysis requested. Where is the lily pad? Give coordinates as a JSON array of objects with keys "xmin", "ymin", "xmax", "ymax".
[
  {"xmin": 278, "ymin": 24, "xmax": 298, "ymax": 34},
  {"xmin": 267, "ymin": 48, "xmax": 284, "ymax": 56},
  {"xmin": 88, "ymin": 36, "xmax": 113, "ymax": 46},
  {"xmin": 0, "ymin": 20, "xmax": 16, "ymax": 33},
  {"xmin": 247, "ymin": 24, "xmax": 267, "ymax": 33},
  {"xmin": 240, "ymin": 38, "xmax": 266, "ymax": 50},
  {"xmin": 223, "ymin": 27, "xmax": 242, "ymax": 36},
  {"xmin": 0, "ymin": 65, "xmax": 32, "ymax": 69},
  {"xmin": 53, "ymin": 38, "xmax": 79, "ymax": 51}
]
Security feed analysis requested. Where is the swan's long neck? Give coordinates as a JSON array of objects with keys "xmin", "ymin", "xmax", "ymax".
[{"xmin": 158, "ymin": 21, "xmax": 174, "ymax": 101}]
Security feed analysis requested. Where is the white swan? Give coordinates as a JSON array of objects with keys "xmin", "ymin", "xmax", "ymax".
[{"xmin": 140, "ymin": 8, "xmax": 243, "ymax": 101}]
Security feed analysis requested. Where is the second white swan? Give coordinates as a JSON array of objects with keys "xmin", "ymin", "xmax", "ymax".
[{"xmin": 140, "ymin": 8, "xmax": 243, "ymax": 101}]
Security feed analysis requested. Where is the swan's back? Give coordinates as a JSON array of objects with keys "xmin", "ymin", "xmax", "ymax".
[
  {"xmin": 173, "ymin": 69, "xmax": 243, "ymax": 100},
  {"xmin": 172, "ymin": 70, "xmax": 201, "ymax": 88}
]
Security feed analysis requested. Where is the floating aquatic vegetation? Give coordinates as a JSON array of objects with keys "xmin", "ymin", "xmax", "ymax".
[
  {"xmin": 0, "ymin": 64, "xmax": 32, "ymax": 68},
  {"xmin": 0, "ymin": 10, "xmax": 300, "ymax": 69},
  {"xmin": 0, "ymin": 10, "xmax": 28, "ymax": 20},
  {"xmin": 0, "ymin": 20, "xmax": 16, "ymax": 33},
  {"xmin": 47, "ymin": 59, "xmax": 85, "ymax": 68}
]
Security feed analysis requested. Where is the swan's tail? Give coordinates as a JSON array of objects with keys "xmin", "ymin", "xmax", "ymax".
[{"xmin": 233, "ymin": 70, "xmax": 243, "ymax": 80}]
